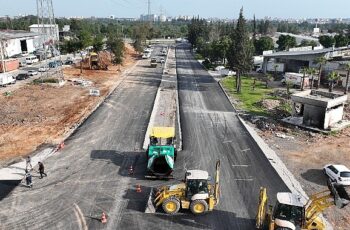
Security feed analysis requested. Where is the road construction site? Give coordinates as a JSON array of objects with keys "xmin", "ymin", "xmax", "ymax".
[
  {"xmin": 0, "ymin": 45, "xmax": 136, "ymax": 167},
  {"xmin": 0, "ymin": 43, "xmax": 349, "ymax": 230}
]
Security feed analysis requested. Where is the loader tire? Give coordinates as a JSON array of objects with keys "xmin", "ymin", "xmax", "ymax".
[
  {"xmin": 162, "ymin": 197, "xmax": 180, "ymax": 215},
  {"xmin": 190, "ymin": 199, "xmax": 208, "ymax": 215}
]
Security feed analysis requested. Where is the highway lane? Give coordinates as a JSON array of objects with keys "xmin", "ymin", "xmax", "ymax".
[{"xmin": 0, "ymin": 47, "xmax": 163, "ymax": 230}]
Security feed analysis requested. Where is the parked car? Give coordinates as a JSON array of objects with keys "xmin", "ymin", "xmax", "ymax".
[
  {"xmin": 323, "ymin": 164, "xmax": 350, "ymax": 186},
  {"xmin": 27, "ymin": 70, "xmax": 38, "ymax": 76},
  {"xmin": 16, "ymin": 73, "xmax": 29, "ymax": 80},
  {"xmin": 19, "ymin": 59, "xmax": 27, "ymax": 67},
  {"xmin": 38, "ymin": 66, "xmax": 50, "ymax": 72}
]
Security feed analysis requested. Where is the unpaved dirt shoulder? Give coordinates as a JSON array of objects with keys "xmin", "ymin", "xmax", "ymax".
[{"xmin": 0, "ymin": 45, "xmax": 138, "ymax": 167}]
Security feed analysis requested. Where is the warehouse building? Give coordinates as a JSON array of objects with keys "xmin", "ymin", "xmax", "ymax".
[{"xmin": 0, "ymin": 30, "xmax": 39, "ymax": 58}]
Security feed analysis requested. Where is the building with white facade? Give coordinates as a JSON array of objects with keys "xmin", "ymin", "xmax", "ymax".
[
  {"xmin": 0, "ymin": 30, "xmax": 39, "ymax": 58},
  {"xmin": 29, "ymin": 24, "xmax": 59, "ymax": 43}
]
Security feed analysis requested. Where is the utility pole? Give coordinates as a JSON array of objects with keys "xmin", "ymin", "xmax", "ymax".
[
  {"xmin": 0, "ymin": 39, "xmax": 7, "ymax": 73},
  {"xmin": 147, "ymin": 0, "xmax": 151, "ymax": 22}
]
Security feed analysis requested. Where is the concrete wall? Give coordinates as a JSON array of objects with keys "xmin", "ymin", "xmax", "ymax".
[
  {"xmin": 303, "ymin": 104, "xmax": 326, "ymax": 128},
  {"xmin": 325, "ymin": 106, "xmax": 344, "ymax": 129}
]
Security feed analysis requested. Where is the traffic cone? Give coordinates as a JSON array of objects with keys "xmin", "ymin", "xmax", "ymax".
[
  {"xmin": 60, "ymin": 142, "xmax": 65, "ymax": 149},
  {"xmin": 101, "ymin": 212, "xmax": 107, "ymax": 224},
  {"xmin": 136, "ymin": 184, "xmax": 142, "ymax": 193},
  {"xmin": 128, "ymin": 165, "xmax": 134, "ymax": 175}
]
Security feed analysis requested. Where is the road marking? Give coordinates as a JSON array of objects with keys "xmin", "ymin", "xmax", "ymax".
[
  {"xmin": 73, "ymin": 203, "xmax": 88, "ymax": 230},
  {"xmin": 233, "ymin": 178, "xmax": 254, "ymax": 181},
  {"xmin": 232, "ymin": 164, "xmax": 249, "ymax": 167},
  {"xmin": 241, "ymin": 148, "xmax": 251, "ymax": 152}
]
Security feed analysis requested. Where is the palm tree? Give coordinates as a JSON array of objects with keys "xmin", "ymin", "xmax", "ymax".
[
  {"xmin": 315, "ymin": 56, "xmax": 327, "ymax": 89},
  {"xmin": 301, "ymin": 68, "xmax": 308, "ymax": 91},
  {"xmin": 308, "ymin": 67, "xmax": 317, "ymax": 89},
  {"xmin": 327, "ymin": 71, "xmax": 340, "ymax": 92},
  {"xmin": 344, "ymin": 63, "xmax": 350, "ymax": 94}
]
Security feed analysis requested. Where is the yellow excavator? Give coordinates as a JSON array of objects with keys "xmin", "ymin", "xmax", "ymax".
[
  {"xmin": 154, "ymin": 160, "xmax": 220, "ymax": 215},
  {"xmin": 256, "ymin": 180, "xmax": 350, "ymax": 230}
]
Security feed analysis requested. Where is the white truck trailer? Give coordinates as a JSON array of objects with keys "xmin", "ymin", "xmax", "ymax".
[{"xmin": 0, "ymin": 73, "xmax": 16, "ymax": 87}]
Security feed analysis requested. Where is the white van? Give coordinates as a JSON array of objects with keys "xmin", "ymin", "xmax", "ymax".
[
  {"xmin": 25, "ymin": 56, "xmax": 39, "ymax": 65},
  {"xmin": 0, "ymin": 73, "xmax": 16, "ymax": 86}
]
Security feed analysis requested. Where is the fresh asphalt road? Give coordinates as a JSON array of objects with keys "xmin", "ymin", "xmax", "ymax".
[
  {"xmin": 0, "ymin": 46, "xmax": 163, "ymax": 229},
  {"xmin": 0, "ymin": 44, "xmax": 289, "ymax": 230},
  {"xmin": 117, "ymin": 44, "xmax": 290, "ymax": 230}
]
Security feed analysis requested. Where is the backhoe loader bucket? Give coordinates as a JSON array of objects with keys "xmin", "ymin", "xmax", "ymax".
[{"xmin": 327, "ymin": 179, "xmax": 350, "ymax": 208}]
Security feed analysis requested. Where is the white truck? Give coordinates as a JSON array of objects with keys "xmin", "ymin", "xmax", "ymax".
[
  {"xmin": 267, "ymin": 62, "xmax": 285, "ymax": 72},
  {"xmin": 281, "ymin": 72, "xmax": 310, "ymax": 88},
  {"xmin": 0, "ymin": 73, "xmax": 16, "ymax": 87}
]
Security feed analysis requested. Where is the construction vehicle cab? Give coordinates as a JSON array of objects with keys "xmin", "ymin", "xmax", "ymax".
[
  {"xmin": 146, "ymin": 127, "xmax": 176, "ymax": 179},
  {"xmin": 154, "ymin": 160, "xmax": 220, "ymax": 215},
  {"xmin": 256, "ymin": 180, "xmax": 350, "ymax": 230}
]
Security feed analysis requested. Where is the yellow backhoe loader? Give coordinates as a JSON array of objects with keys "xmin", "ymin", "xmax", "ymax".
[
  {"xmin": 154, "ymin": 160, "xmax": 220, "ymax": 215},
  {"xmin": 256, "ymin": 180, "xmax": 350, "ymax": 230}
]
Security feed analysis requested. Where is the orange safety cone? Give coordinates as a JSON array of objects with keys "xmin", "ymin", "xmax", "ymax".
[
  {"xmin": 128, "ymin": 165, "xmax": 134, "ymax": 175},
  {"xmin": 136, "ymin": 184, "xmax": 142, "ymax": 193},
  {"xmin": 101, "ymin": 212, "xmax": 107, "ymax": 224}
]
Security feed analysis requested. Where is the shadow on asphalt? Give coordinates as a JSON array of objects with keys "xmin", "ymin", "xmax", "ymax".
[
  {"xmin": 301, "ymin": 169, "xmax": 328, "ymax": 186},
  {"xmin": 153, "ymin": 209, "xmax": 255, "ymax": 229},
  {"xmin": 90, "ymin": 150, "xmax": 147, "ymax": 180},
  {"xmin": 0, "ymin": 181, "xmax": 21, "ymax": 201}
]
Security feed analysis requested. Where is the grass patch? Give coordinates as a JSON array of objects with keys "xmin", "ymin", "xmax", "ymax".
[
  {"xmin": 221, "ymin": 76, "xmax": 275, "ymax": 116},
  {"xmin": 194, "ymin": 53, "xmax": 204, "ymax": 60},
  {"xmin": 32, "ymin": 78, "xmax": 59, "ymax": 84}
]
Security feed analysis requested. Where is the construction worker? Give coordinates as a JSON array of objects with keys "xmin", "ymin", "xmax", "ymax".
[
  {"xmin": 26, "ymin": 156, "xmax": 33, "ymax": 171},
  {"xmin": 24, "ymin": 169, "xmax": 32, "ymax": 188},
  {"xmin": 38, "ymin": 162, "xmax": 47, "ymax": 179}
]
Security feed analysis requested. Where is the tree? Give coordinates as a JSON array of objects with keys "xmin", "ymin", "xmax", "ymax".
[
  {"xmin": 77, "ymin": 29, "xmax": 93, "ymax": 49},
  {"xmin": 300, "ymin": 39, "xmax": 317, "ymax": 48},
  {"xmin": 344, "ymin": 63, "xmax": 350, "ymax": 94},
  {"xmin": 319, "ymin": 35, "xmax": 335, "ymax": 48},
  {"xmin": 92, "ymin": 34, "xmax": 104, "ymax": 52},
  {"xmin": 107, "ymin": 35, "xmax": 125, "ymax": 64},
  {"xmin": 254, "ymin": 36, "xmax": 274, "ymax": 55},
  {"xmin": 227, "ymin": 8, "xmax": 254, "ymax": 93},
  {"xmin": 61, "ymin": 39, "xmax": 81, "ymax": 54},
  {"xmin": 315, "ymin": 56, "xmax": 327, "ymax": 89},
  {"xmin": 307, "ymin": 67, "xmax": 317, "ymax": 89},
  {"xmin": 300, "ymin": 68, "xmax": 308, "ymax": 91},
  {"xmin": 327, "ymin": 71, "xmax": 340, "ymax": 92},
  {"xmin": 276, "ymin": 35, "xmax": 296, "ymax": 51},
  {"xmin": 334, "ymin": 34, "xmax": 349, "ymax": 47}
]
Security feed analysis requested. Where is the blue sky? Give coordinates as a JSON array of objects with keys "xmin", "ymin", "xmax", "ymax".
[{"xmin": 1, "ymin": 0, "xmax": 350, "ymax": 19}]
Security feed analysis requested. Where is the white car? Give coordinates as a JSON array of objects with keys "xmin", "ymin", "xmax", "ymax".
[
  {"xmin": 323, "ymin": 164, "xmax": 350, "ymax": 186},
  {"xmin": 38, "ymin": 66, "xmax": 49, "ymax": 72},
  {"xmin": 27, "ymin": 70, "xmax": 38, "ymax": 76}
]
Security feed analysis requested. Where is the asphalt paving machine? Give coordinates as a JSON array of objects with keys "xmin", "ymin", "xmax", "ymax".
[
  {"xmin": 154, "ymin": 160, "xmax": 220, "ymax": 215},
  {"xmin": 256, "ymin": 180, "xmax": 350, "ymax": 230},
  {"xmin": 146, "ymin": 127, "xmax": 177, "ymax": 179}
]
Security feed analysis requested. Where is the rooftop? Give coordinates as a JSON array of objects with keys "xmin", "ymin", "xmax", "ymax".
[
  {"xmin": 29, "ymin": 24, "xmax": 58, "ymax": 28},
  {"xmin": 264, "ymin": 46, "xmax": 350, "ymax": 58},
  {"xmin": 186, "ymin": 170, "xmax": 209, "ymax": 180},
  {"xmin": 0, "ymin": 30, "xmax": 39, "ymax": 39},
  {"xmin": 277, "ymin": 192, "xmax": 304, "ymax": 207}
]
